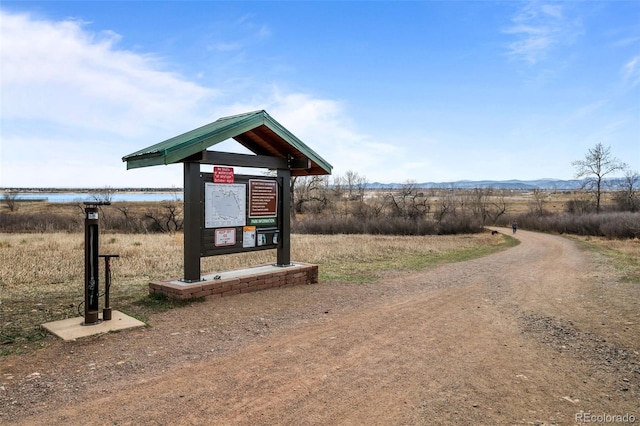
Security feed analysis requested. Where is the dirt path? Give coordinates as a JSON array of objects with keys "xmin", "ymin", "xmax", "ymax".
[{"xmin": 2, "ymin": 229, "xmax": 638, "ymax": 425}]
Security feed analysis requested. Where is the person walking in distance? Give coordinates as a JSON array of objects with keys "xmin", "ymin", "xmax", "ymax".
[{"xmin": 512, "ymin": 221, "xmax": 518, "ymax": 234}]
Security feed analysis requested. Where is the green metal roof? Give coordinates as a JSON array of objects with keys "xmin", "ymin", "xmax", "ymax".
[{"xmin": 122, "ymin": 110, "xmax": 332, "ymax": 176}]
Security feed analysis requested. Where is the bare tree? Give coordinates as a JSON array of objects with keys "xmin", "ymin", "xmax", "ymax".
[
  {"xmin": 2, "ymin": 191, "xmax": 19, "ymax": 212},
  {"xmin": 343, "ymin": 170, "xmax": 367, "ymax": 201},
  {"xmin": 489, "ymin": 189, "xmax": 509, "ymax": 224},
  {"xmin": 614, "ymin": 169, "xmax": 639, "ymax": 212},
  {"xmin": 385, "ymin": 181, "xmax": 430, "ymax": 220},
  {"xmin": 91, "ymin": 186, "xmax": 115, "ymax": 203},
  {"xmin": 144, "ymin": 202, "xmax": 183, "ymax": 233},
  {"xmin": 571, "ymin": 143, "xmax": 627, "ymax": 213},
  {"xmin": 352, "ymin": 191, "xmax": 385, "ymax": 218},
  {"xmin": 466, "ymin": 187, "xmax": 508, "ymax": 225},
  {"xmin": 469, "ymin": 187, "xmax": 491, "ymax": 225},
  {"xmin": 433, "ymin": 188, "xmax": 458, "ymax": 222},
  {"xmin": 335, "ymin": 171, "xmax": 368, "ymax": 216},
  {"xmin": 529, "ymin": 188, "xmax": 548, "ymax": 216},
  {"xmin": 292, "ymin": 175, "xmax": 330, "ymax": 215}
]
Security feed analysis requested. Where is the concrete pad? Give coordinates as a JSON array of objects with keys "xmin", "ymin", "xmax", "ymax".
[{"xmin": 42, "ymin": 310, "xmax": 145, "ymax": 341}]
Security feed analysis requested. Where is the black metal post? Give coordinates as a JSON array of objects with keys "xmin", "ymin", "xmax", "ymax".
[
  {"xmin": 99, "ymin": 254, "xmax": 119, "ymax": 321},
  {"xmin": 83, "ymin": 205, "xmax": 101, "ymax": 325}
]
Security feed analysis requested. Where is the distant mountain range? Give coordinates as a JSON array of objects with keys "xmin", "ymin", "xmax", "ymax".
[
  {"xmin": 365, "ymin": 178, "xmax": 628, "ymax": 191},
  {"xmin": 2, "ymin": 178, "xmax": 630, "ymax": 192}
]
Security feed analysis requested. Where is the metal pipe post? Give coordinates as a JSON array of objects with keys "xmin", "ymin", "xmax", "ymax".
[
  {"xmin": 99, "ymin": 254, "xmax": 119, "ymax": 321},
  {"xmin": 83, "ymin": 206, "xmax": 101, "ymax": 325}
]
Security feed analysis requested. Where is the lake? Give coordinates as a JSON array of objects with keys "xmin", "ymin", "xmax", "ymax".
[{"xmin": 6, "ymin": 191, "xmax": 183, "ymax": 203}]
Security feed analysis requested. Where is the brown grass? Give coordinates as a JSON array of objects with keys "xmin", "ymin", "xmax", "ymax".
[
  {"xmin": 1, "ymin": 231, "xmax": 510, "ymax": 353},
  {"xmin": 2, "ymin": 230, "xmax": 637, "ymax": 355},
  {"xmin": 571, "ymin": 235, "xmax": 640, "ymax": 283},
  {"xmin": 0, "ymin": 232, "xmax": 505, "ymax": 289}
]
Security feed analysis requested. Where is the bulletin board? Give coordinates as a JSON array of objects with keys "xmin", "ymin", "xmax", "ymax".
[{"xmin": 200, "ymin": 173, "xmax": 280, "ymax": 257}]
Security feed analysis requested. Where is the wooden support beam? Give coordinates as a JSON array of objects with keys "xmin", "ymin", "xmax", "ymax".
[
  {"xmin": 183, "ymin": 162, "xmax": 202, "ymax": 282},
  {"xmin": 185, "ymin": 151, "xmax": 289, "ymax": 169}
]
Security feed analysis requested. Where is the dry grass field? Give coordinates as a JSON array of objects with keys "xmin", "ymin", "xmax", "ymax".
[
  {"xmin": 0, "ymin": 230, "xmax": 514, "ymax": 354},
  {"xmin": 0, "ymin": 191, "xmax": 634, "ymax": 357}
]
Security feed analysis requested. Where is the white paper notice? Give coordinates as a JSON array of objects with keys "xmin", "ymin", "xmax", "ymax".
[{"xmin": 243, "ymin": 226, "xmax": 256, "ymax": 248}]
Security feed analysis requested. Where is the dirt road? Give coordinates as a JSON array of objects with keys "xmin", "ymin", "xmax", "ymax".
[{"xmin": 2, "ymin": 229, "xmax": 638, "ymax": 425}]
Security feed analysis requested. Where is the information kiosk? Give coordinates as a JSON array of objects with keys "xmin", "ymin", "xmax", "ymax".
[{"xmin": 122, "ymin": 110, "xmax": 332, "ymax": 297}]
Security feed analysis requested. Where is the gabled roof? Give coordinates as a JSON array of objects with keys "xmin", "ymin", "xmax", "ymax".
[{"xmin": 122, "ymin": 110, "xmax": 332, "ymax": 176}]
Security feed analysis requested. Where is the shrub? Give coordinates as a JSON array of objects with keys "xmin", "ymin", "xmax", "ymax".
[
  {"xmin": 0, "ymin": 212, "xmax": 81, "ymax": 232},
  {"xmin": 292, "ymin": 214, "xmax": 482, "ymax": 236},
  {"xmin": 506, "ymin": 211, "xmax": 640, "ymax": 239}
]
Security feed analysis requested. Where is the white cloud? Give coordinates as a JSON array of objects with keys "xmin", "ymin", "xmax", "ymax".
[
  {"xmin": 569, "ymin": 99, "xmax": 609, "ymax": 121},
  {"xmin": 1, "ymin": 10, "xmax": 218, "ymax": 138},
  {"xmin": 196, "ymin": 89, "xmax": 408, "ymax": 183},
  {"xmin": 210, "ymin": 41, "xmax": 243, "ymax": 52},
  {"xmin": 0, "ymin": 10, "xmax": 221, "ymax": 187},
  {"xmin": 265, "ymin": 92, "xmax": 406, "ymax": 182},
  {"xmin": 0, "ymin": 9, "xmax": 404, "ymax": 187},
  {"xmin": 504, "ymin": 1, "xmax": 582, "ymax": 64},
  {"xmin": 622, "ymin": 56, "xmax": 640, "ymax": 87}
]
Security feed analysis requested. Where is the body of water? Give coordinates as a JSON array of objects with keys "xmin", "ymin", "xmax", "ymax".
[{"xmin": 6, "ymin": 191, "xmax": 183, "ymax": 203}]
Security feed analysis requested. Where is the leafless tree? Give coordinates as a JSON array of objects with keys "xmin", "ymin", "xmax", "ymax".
[
  {"xmin": 91, "ymin": 186, "xmax": 115, "ymax": 203},
  {"xmin": 572, "ymin": 143, "xmax": 627, "ymax": 213},
  {"xmin": 489, "ymin": 190, "xmax": 509, "ymax": 223},
  {"xmin": 116, "ymin": 205, "xmax": 132, "ymax": 220},
  {"xmin": 614, "ymin": 169, "xmax": 639, "ymax": 212},
  {"xmin": 467, "ymin": 187, "xmax": 508, "ymax": 225},
  {"xmin": 344, "ymin": 170, "xmax": 367, "ymax": 201},
  {"xmin": 2, "ymin": 191, "xmax": 19, "ymax": 212},
  {"xmin": 349, "ymin": 189, "xmax": 385, "ymax": 219},
  {"xmin": 292, "ymin": 175, "xmax": 330, "ymax": 215},
  {"xmin": 529, "ymin": 188, "xmax": 548, "ymax": 216},
  {"xmin": 469, "ymin": 188, "xmax": 491, "ymax": 225},
  {"xmin": 385, "ymin": 181, "xmax": 430, "ymax": 220},
  {"xmin": 433, "ymin": 188, "xmax": 459, "ymax": 222},
  {"xmin": 144, "ymin": 203, "xmax": 183, "ymax": 233},
  {"xmin": 333, "ymin": 171, "xmax": 368, "ymax": 216}
]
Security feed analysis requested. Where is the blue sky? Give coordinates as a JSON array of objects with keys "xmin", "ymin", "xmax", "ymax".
[{"xmin": 1, "ymin": 1, "xmax": 638, "ymax": 188}]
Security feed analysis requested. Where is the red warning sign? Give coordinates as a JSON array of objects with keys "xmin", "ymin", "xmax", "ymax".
[{"xmin": 213, "ymin": 166, "xmax": 234, "ymax": 183}]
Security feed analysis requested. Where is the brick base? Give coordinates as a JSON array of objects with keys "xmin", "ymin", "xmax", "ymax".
[{"xmin": 149, "ymin": 262, "xmax": 319, "ymax": 300}]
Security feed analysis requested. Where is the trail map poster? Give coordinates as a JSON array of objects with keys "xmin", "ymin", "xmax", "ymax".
[{"xmin": 204, "ymin": 183, "xmax": 246, "ymax": 228}]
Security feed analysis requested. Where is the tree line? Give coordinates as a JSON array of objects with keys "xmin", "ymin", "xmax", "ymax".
[
  {"xmin": 288, "ymin": 143, "xmax": 638, "ymax": 237},
  {"xmin": 2, "ymin": 143, "xmax": 638, "ymax": 237}
]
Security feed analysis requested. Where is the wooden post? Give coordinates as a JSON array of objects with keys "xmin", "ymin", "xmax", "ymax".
[
  {"xmin": 183, "ymin": 162, "xmax": 201, "ymax": 282},
  {"xmin": 277, "ymin": 168, "xmax": 291, "ymax": 266}
]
